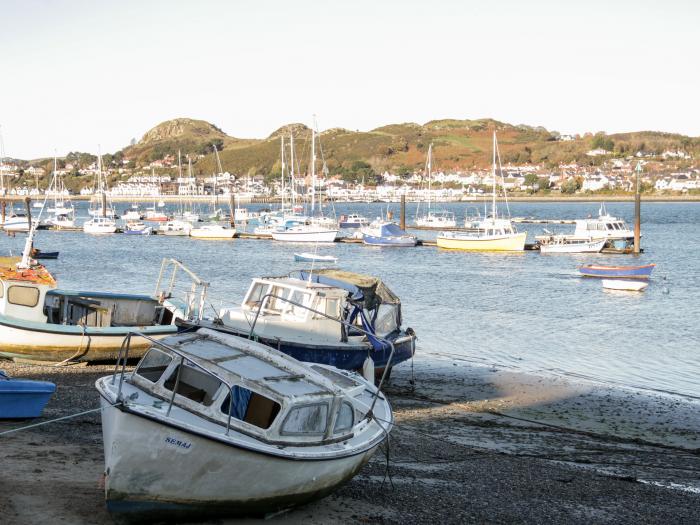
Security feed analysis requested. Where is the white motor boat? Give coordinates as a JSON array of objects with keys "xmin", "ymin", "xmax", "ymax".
[
  {"xmin": 339, "ymin": 214, "xmax": 369, "ymax": 228},
  {"xmin": 539, "ymin": 236, "xmax": 606, "ymax": 254},
  {"xmin": 159, "ymin": 220, "xmax": 192, "ymax": 236},
  {"xmin": 415, "ymin": 210, "xmax": 457, "ymax": 228},
  {"xmin": 602, "ymin": 279, "xmax": 649, "ymax": 292},
  {"xmin": 121, "ymin": 209, "xmax": 143, "ymax": 221},
  {"xmin": 1, "ymin": 214, "xmax": 37, "ymax": 232},
  {"xmin": 46, "ymin": 213, "xmax": 75, "ymax": 229},
  {"xmin": 271, "ymin": 223, "xmax": 338, "ymax": 243},
  {"xmin": 190, "ymin": 223, "xmax": 236, "ymax": 239},
  {"xmin": 573, "ymin": 203, "xmax": 634, "ymax": 241},
  {"xmin": 124, "ymin": 221, "xmax": 153, "ymax": 235},
  {"xmin": 96, "ymin": 328, "xmax": 392, "ymax": 520},
  {"xmin": 83, "ymin": 216, "xmax": 117, "ymax": 234}
]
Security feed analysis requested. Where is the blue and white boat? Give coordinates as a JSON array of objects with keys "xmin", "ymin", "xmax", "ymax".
[
  {"xmin": 578, "ymin": 263, "xmax": 655, "ymax": 279},
  {"xmin": 361, "ymin": 221, "xmax": 417, "ymax": 247},
  {"xmin": 0, "ymin": 370, "xmax": 55, "ymax": 418},
  {"xmin": 339, "ymin": 214, "xmax": 369, "ymax": 228},
  {"xmin": 196, "ymin": 270, "xmax": 417, "ymax": 379},
  {"xmin": 124, "ymin": 222, "xmax": 153, "ymax": 235}
]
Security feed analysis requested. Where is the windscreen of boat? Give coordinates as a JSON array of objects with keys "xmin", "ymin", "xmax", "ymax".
[
  {"xmin": 135, "ymin": 347, "xmax": 173, "ymax": 383},
  {"xmin": 281, "ymin": 402, "xmax": 329, "ymax": 435},
  {"xmin": 373, "ymin": 303, "xmax": 400, "ymax": 337}
]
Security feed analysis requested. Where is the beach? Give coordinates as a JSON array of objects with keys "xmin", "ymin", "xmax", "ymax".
[{"xmin": 2, "ymin": 358, "xmax": 698, "ymax": 524}]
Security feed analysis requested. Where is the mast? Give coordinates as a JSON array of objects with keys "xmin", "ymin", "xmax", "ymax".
[
  {"xmin": 491, "ymin": 131, "xmax": 497, "ymax": 220},
  {"xmin": 427, "ymin": 143, "xmax": 432, "ymax": 213},
  {"xmin": 310, "ymin": 124, "xmax": 316, "ymax": 214},
  {"xmin": 280, "ymin": 136, "xmax": 285, "ymax": 210},
  {"xmin": 290, "ymin": 133, "xmax": 295, "ymax": 209}
]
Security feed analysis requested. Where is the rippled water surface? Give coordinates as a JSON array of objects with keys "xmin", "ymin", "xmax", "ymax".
[{"xmin": 2, "ymin": 200, "xmax": 698, "ymax": 397}]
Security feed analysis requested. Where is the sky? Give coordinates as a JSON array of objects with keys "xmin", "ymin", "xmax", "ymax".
[{"xmin": 1, "ymin": 0, "xmax": 698, "ymax": 159}]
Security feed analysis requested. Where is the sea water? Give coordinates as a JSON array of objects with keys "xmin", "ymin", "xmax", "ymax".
[{"xmin": 1, "ymin": 200, "xmax": 698, "ymax": 398}]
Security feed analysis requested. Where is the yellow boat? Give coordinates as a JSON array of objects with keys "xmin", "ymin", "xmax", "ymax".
[{"xmin": 437, "ymin": 229, "xmax": 527, "ymax": 251}]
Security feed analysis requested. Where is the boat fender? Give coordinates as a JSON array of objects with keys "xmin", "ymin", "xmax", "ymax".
[{"xmin": 362, "ymin": 356, "xmax": 375, "ymax": 384}]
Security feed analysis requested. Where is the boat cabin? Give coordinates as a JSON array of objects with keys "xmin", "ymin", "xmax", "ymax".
[
  {"xmin": 573, "ymin": 213, "xmax": 633, "ymax": 240},
  {"xmin": 125, "ymin": 330, "xmax": 379, "ymax": 445},
  {"xmin": 218, "ymin": 270, "xmax": 403, "ymax": 347}
]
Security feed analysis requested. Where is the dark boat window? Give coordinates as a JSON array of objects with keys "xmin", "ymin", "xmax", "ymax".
[
  {"xmin": 164, "ymin": 363, "xmax": 222, "ymax": 406},
  {"xmin": 281, "ymin": 403, "xmax": 329, "ymax": 435},
  {"xmin": 7, "ymin": 285, "xmax": 40, "ymax": 307},
  {"xmin": 220, "ymin": 387, "xmax": 280, "ymax": 429},
  {"xmin": 135, "ymin": 348, "xmax": 173, "ymax": 383}
]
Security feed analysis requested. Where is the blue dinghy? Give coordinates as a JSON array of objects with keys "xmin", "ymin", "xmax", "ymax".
[
  {"xmin": 578, "ymin": 263, "xmax": 655, "ymax": 279},
  {"xmin": 0, "ymin": 370, "xmax": 55, "ymax": 418}
]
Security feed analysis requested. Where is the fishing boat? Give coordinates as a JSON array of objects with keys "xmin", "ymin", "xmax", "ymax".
[
  {"xmin": 538, "ymin": 236, "xmax": 606, "ymax": 254},
  {"xmin": 339, "ymin": 214, "xmax": 369, "ymax": 228},
  {"xmin": 415, "ymin": 144, "xmax": 457, "ymax": 228},
  {"xmin": 190, "ymin": 223, "xmax": 236, "ymax": 239},
  {"xmin": 578, "ymin": 263, "xmax": 655, "ymax": 279},
  {"xmin": 0, "ymin": 252, "xmax": 209, "ymax": 363},
  {"xmin": 361, "ymin": 221, "xmax": 417, "ymax": 247},
  {"xmin": 144, "ymin": 207, "xmax": 169, "ymax": 222},
  {"xmin": 602, "ymin": 280, "xmax": 649, "ymax": 292},
  {"xmin": 96, "ymin": 328, "xmax": 392, "ymax": 520},
  {"xmin": 121, "ymin": 208, "xmax": 143, "ymax": 221},
  {"xmin": 573, "ymin": 203, "xmax": 634, "ymax": 241},
  {"xmin": 198, "ymin": 270, "xmax": 416, "ymax": 379},
  {"xmin": 83, "ymin": 215, "xmax": 117, "ymax": 234},
  {"xmin": 159, "ymin": 220, "xmax": 192, "ymax": 236},
  {"xmin": 124, "ymin": 222, "xmax": 153, "ymax": 235},
  {"xmin": 0, "ymin": 370, "xmax": 56, "ymax": 418},
  {"xmin": 436, "ymin": 133, "xmax": 526, "ymax": 252},
  {"xmin": 293, "ymin": 252, "xmax": 338, "ymax": 263},
  {"xmin": 31, "ymin": 249, "xmax": 59, "ymax": 260}
]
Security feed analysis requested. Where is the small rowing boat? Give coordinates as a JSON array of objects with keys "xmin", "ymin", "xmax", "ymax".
[
  {"xmin": 293, "ymin": 252, "xmax": 338, "ymax": 263},
  {"xmin": 0, "ymin": 370, "xmax": 56, "ymax": 418},
  {"xmin": 602, "ymin": 280, "xmax": 649, "ymax": 292},
  {"xmin": 578, "ymin": 263, "xmax": 655, "ymax": 279}
]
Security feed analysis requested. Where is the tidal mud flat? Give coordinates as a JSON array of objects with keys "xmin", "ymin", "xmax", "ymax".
[{"xmin": 1, "ymin": 358, "xmax": 699, "ymax": 524}]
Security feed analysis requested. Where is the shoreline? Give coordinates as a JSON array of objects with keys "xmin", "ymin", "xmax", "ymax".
[{"xmin": 1, "ymin": 357, "xmax": 698, "ymax": 523}]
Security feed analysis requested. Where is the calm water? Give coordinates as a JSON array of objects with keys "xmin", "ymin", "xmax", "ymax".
[{"xmin": 2, "ymin": 201, "xmax": 698, "ymax": 398}]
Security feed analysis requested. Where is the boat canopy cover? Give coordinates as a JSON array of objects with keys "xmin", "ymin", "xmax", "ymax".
[
  {"xmin": 378, "ymin": 223, "xmax": 409, "ymax": 237},
  {"xmin": 293, "ymin": 269, "xmax": 400, "ymax": 310}
]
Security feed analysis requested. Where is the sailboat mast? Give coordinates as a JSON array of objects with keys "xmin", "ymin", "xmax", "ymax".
[
  {"xmin": 311, "ymin": 125, "xmax": 316, "ymax": 214},
  {"xmin": 280, "ymin": 136, "xmax": 285, "ymax": 210},
  {"xmin": 290, "ymin": 133, "xmax": 295, "ymax": 209},
  {"xmin": 492, "ymin": 132, "xmax": 497, "ymax": 220},
  {"xmin": 427, "ymin": 143, "xmax": 432, "ymax": 212}
]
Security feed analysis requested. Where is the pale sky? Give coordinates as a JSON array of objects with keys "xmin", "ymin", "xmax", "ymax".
[{"xmin": 1, "ymin": 0, "xmax": 698, "ymax": 159}]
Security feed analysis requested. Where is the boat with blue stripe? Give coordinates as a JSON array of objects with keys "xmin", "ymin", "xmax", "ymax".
[{"xmin": 578, "ymin": 263, "xmax": 655, "ymax": 279}]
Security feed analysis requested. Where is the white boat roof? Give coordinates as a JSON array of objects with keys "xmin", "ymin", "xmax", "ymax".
[
  {"xmin": 252, "ymin": 276, "xmax": 338, "ymax": 291},
  {"xmin": 160, "ymin": 328, "xmax": 344, "ymax": 401}
]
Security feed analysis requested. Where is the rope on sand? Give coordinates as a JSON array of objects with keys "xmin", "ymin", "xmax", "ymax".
[{"xmin": 0, "ymin": 403, "xmax": 121, "ymax": 437}]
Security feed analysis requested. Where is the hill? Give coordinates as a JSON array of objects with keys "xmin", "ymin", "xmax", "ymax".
[{"xmin": 18, "ymin": 118, "xmax": 699, "ymax": 191}]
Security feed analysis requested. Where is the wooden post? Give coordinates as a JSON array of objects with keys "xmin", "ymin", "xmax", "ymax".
[
  {"xmin": 400, "ymin": 193, "xmax": 406, "ymax": 230},
  {"xmin": 1, "ymin": 200, "xmax": 5, "ymax": 225},
  {"xmin": 101, "ymin": 192, "xmax": 107, "ymax": 218},
  {"xmin": 634, "ymin": 162, "xmax": 641, "ymax": 254},
  {"xmin": 24, "ymin": 196, "xmax": 32, "ymax": 227},
  {"xmin": 228, "ymin": 192, "xmax": 235, "ymax": 227}
]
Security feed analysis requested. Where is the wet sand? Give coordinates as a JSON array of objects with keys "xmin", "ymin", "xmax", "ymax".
[{"xmin": 1, "ymin": 357, "xmax": 699, "ymax": 524}]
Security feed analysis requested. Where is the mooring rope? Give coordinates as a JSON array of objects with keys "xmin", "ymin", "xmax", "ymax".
[{"xmin": 0, "ymin": 402, "xmax": 121, "ymax": 437}]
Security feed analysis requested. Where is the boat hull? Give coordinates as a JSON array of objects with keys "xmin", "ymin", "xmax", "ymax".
[
  {"xmin": 539, "ymin": 239, "xmax": 606, "ymax": 253},
  {"xmin": 0, "ymin": 317, "xmax": 178, "ymax": 362},
  {"xmin": 99, "ymin": 397, "xmax": 377, "ymax": 519},
  {"xmin": 0, "ymin": 374, "xmax": 55, "ymax": 418},
  {"xmin": 271, "ymin": 230, "xmax": 339, "ymax": 243},
  {"xmin": 293, "ymin": 253, "xmax": 338, "ymax": 263},
  {"xmin": 578, "ymin": 264, "xmax": 655, "ymax": 279},
  {"xmin": 437, "ymin": 232, "xmax": 527, "ymax": 251},
  {"xmin": 362, "ymin": 235, "xmax": 417, "ymax": 247},
  {"xmin": 602, "ymin": 279, "xmax": 649, "ymax": 291},
  {"xmin": 190, "ymin": 229, "xmax": 236, "ymax": 239}
]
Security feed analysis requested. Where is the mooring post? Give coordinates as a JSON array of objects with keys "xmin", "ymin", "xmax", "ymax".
[
  {"xmin": 400, "ymin": 193, "xmax": 406, "ymax": 230},
  {"xmin": 228, "ymin": 192, "xmax": 235, "ymax": 227},
  {"xmin": 24, "ymin": 196, "xmax": 32, "ymax": 226},
  {"xmin": 634, "ymin": 162, "xmax": 641, "ymax": 254},
  {"xmin": 1, "ymin": 200, "xmax": 5, "ymax": 224},
  {"xmin": 101, "ymin": 191, "xmax": 107, "ymax": 218}
]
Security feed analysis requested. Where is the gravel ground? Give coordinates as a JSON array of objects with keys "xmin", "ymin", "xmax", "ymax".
[{"xmin": 1, "ymin": 359, "xmax": 699, "ymax": 524}]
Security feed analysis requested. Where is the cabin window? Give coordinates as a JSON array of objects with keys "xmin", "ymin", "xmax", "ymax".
[
  {"xmin": 244, "ymin": 283, "xmax": 267, "ymax": 309},
  {"xmin": 7, "ymin": 285, "xmax": 40, "ymax": 307},
  {"xmin": 285, "ymin": 290, "xmax": 310, "ymax": 318},
  {"xmin": 265, "ymin": 285, "xmax": 288, "ymax": 313},
  {"xmin": 163, "ymin": 362, "xmax": 222, "ymax": 406},
  {"xmin": 333, "ymin": 402, "xmax": 354, "ymax": 434},
  {"xmin": 220, "ymin": 387, "xmax": 280, "ymax": 429},
  {"xmin": 281, "ymin": 403, "xmax": 329, "ymax": 435},
  {"xmin": 374, "ymin": 304, "xmax": 399, "ymax": 337},
  {"xmin": 135, "ymin": 348, "xmax": 173, "ymax": 383},
  {"xmin": 325, "ymin": 298, "xmax": 339, "ymax": 318}
]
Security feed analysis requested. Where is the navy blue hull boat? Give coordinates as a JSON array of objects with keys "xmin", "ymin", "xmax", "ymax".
[
  {"xmin": 0, "ymin": 370, "xmax": 55, "ymax": 418},
  {"xmin": 194, "ymin": 270, "xmax": 417, "ymax": 379}
]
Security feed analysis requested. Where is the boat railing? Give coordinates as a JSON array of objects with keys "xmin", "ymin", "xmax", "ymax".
[
  {"xmin": 154, "ymin": 258, "xmax": 210, "ymax": 322},
  {"xmin": 248, "ymin": 292, "xmax": 394, "ymax": 414},
  {"xmin": 112, "ymin": 330, "xmax": 240, "ymax": 436}
]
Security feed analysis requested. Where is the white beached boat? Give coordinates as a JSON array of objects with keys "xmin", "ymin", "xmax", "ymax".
[
  {"xmin": 83, "ymin": 216, "xmax": 117, "ymax": 234},
  {"xmin": 436, "ymin": 133, "xmax": 526, "ymax": 252},
  {"xmin": 190, "ymin": 223, "xmax": 236, "ymax": 239},
  {"xmin": 96, "ymin": 328, "xmax": 392, "ymax": 520},
  {"xmin": 293, "ymin": 252, "xmax": 338, "ymax": 263},
  {"xmin": 538, "ymin": 236, "xmax": 606, "ymax": 254},
  {"xmin": 602, "ymin": 279, "xmax": 649, "ymax": 292}
]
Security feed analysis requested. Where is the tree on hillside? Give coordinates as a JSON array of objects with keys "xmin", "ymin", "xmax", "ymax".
[{"xmin": 591, "ymin": 133, "xmax": 614, "ymax": 151}]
